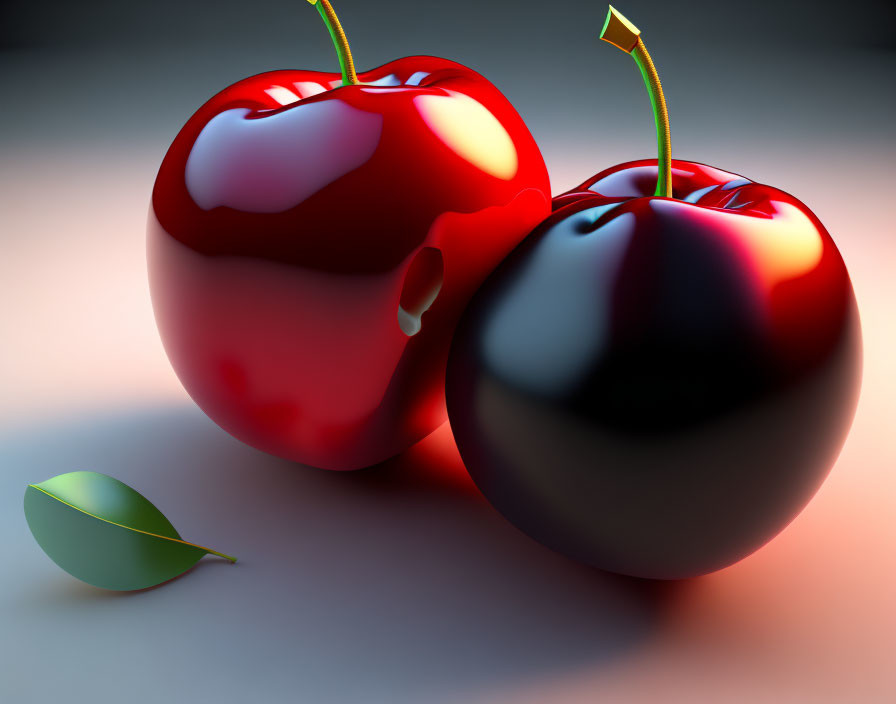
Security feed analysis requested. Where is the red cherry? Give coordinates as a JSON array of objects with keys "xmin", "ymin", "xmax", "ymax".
[{"xmin": 148, "ymin": 2, "xmax": 550, "ymax": 470}]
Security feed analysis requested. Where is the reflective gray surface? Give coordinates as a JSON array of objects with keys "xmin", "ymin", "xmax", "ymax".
[{"xmin": 2, "ymin": 1, "xmax": 896, "ymax": 701}]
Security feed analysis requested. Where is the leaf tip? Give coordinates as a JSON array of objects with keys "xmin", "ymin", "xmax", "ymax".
[{"xmin": 205, "ymin": 547, "xmax": 238, "ymax": 563}]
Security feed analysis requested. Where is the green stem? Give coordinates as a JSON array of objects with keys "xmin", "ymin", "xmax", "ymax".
[
  {"xmin": 632, "ymin": 40, "xmax": 672, "ymax": 198},
  {"xmin": 309, "ymin": 0, "xmax": 359, "ymax": 86},
  {"xmin": 600, "ymin": 6, "xmax": 673, "ymax": 198}
]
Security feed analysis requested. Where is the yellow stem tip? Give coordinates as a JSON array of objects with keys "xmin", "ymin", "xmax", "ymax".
[{"xmin": 600, "ymin": 5, "xmax": 641, "ymax": 53}]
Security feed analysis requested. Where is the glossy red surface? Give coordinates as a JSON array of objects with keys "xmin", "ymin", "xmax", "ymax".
[
  {"xmin": 552, "ymin": 160, "xmax": 854, "ymax": 374},
  {"xmin": 554, "ymin": 159, "xmax": 856, "ymax": 376},
  {"xmin": 446, "ymin": 159, "xmax": 862, "ymax": 578},
  {"xmin": 148, "ymin": 56, "xmax": 551, "ymax": 470}
]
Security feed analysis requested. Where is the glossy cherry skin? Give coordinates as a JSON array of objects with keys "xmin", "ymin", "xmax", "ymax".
[
  {"xmin": 446, "ymin": 159, "xmax": 861, "ymax": 579},
  {"xmin": 149, "ymin": 56, "xmax": 551, "ymax": 470}
]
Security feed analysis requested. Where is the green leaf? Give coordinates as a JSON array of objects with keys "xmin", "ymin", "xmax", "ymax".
[{"xmin": 24, "ymin": 471, "xmax": 236, "ymax": 591}]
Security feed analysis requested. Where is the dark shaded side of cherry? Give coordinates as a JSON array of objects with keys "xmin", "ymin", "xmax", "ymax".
[{"xmin": 446, "ymin": 160, "xmax": 862, "ymax": 580}]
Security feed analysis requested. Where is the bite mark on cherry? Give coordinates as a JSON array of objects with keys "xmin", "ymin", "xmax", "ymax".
[{"xmin": 398, "ymin": 247, "xmax": 444, "ymax": 336}]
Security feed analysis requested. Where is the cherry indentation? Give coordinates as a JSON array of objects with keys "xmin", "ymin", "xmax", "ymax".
[{"xmin": 398, "ymin": 247, "xmax": 444, "ymax": 336}]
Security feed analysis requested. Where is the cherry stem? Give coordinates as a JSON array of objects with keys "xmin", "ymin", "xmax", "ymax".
[
  {"xmin": 307, "ymin": 0, "xmax": 359, "ymax": 86},
  {"xmin": 600, "ymin": 6, "xmax": 673, "ymax": 198}
]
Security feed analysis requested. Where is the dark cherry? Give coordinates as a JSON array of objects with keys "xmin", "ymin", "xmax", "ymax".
[{"xmin": 445, "ymin": 8, "xmax": 861, "ymax": 578}]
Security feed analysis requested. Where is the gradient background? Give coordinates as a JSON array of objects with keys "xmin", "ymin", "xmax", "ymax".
[{"xmin": 2, "ymin": 1, "xmax": 895, "ymax": 701}]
